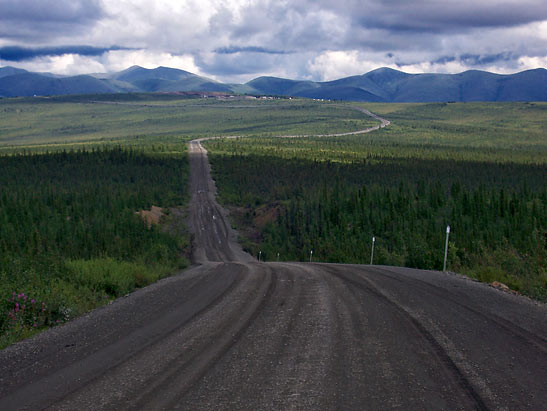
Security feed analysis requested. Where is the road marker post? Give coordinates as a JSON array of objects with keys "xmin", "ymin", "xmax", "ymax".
[
  {"xmin": 370, "ymin": 236, "xmax": 375, "ymax": 265},
  {"xmin": 259, "ymin": 251, "xmax": 262, "ymax": 262},
  {"xmin": 443, "ymin": 226, "xmax": 450, "ymax": 272},
  {"xmin": 310, "ymin": 250, "xmax": 313, "ymax": 262},
  {"xmin": 277, "ymin": 252, "xmax": 280, "ymax": 261}
]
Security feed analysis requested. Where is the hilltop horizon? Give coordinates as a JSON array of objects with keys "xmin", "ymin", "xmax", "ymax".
[
  {"xmin": 1, "ymin": 64, "xmax": 546, "ymax": 102},
  {"xmin": 2, "ymin": 63, "xmax": 545, "ymax": 82}
]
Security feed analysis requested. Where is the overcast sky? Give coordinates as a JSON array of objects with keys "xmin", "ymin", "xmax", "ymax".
[{"xmin": 0, "ymin": 0, "xmax": 546, "ymax": 82}]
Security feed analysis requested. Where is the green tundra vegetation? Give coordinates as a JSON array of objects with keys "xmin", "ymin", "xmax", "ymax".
[
  {"xmin": 204, "ymin": 102, "xmax": 547, "ymax": 301},
  {"xmin": 0, "ymin": 94, "xmax": 376, "ymax": 347},
  {"xmin": 0, "ymin": 96, "xmax": 545, "ymax": 347},
  {"xmin": 0, "ymin": 95, "xmax": 376, "ymax": 148},
  {"xmin": 0, "ymin": 145, "xmax": 189, "ymax": 348}
]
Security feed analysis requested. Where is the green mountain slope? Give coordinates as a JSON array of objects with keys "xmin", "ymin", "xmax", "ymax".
[
  {"xmin": 0, "ymin": 66, "xmax": 28, "ymax": 79},
  {"xmin": 0, "ymin": 73, "xmax": 121, "ymax": 97},
  {"xmin": 0, "ymin": 65, "xmax": 545, "ymax": 101}
]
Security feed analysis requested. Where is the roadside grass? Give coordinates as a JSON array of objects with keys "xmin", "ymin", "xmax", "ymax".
[
  {"xmin": 65, "ymin": 258, "xmax": 178, "ymax": 298},
  {"xmin": 0, "ymin": 145, "xmax": 190, "ymax": 349}
]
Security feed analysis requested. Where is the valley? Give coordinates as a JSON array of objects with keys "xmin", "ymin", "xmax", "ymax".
[{"xmin": 0, "ymin": 96, "xmax": 545, "ymax": 409}]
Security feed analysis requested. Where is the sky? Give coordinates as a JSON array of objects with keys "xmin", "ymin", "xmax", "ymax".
[{"xmin": 0, "ymin": 0, "xmax": 546, "ymax": 83}]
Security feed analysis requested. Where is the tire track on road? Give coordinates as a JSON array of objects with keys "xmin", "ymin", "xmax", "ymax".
[
  {"xmin": 0, "ymin": 265, "xmax": 238, "ymax": 410},
  {"xmin": 50, "ymin": 263, "xmax": 276, "ymax": 410},
  {"xmin": 174, "ymin": 262, "xmax": 340, "ymax": 410},
  {"xmin": 320, "ymin": 264, "xmax": 490, "ymax": 410},
  {"xmin": 367, "ymin": 266, "xmax": 547, "ymax": 353},
  {"xmin": 3, "ymin": 101, "xmax": 547, "ymax": 410}
]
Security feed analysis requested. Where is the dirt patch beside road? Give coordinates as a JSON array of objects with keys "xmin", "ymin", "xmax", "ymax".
[{"xmin": 136, "ymin": 206, "xmax": 165, "ymax": 228}]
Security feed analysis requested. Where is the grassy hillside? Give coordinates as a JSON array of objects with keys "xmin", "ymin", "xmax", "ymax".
[
  {"xmin": 360, "ymin": 102, "xmax": 547, "ymax": 161},
  {"xmin": 0, "ymin": 96, "xmax": 376, "ymax": 148}
]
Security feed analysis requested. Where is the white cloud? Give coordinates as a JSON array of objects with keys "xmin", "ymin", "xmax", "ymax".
[
  {"xmin": 517, "ymin": 55, "xmax": 547, "ymax": 70},
  {"xmin": 101, "ymin": 50, "xmax": 201, "ymax": 74},
  {"xmin": 0, "ymin": 0, "xmax": 545, "ymax": 81},
  {"xmin": 308, "ymin": 51, "xmax": 382, "ymax": 81},
  {"xmin": 3, "ymin": 49, "xmax": 202, "ymax": 77},
  {"xmin": 4, "ymin": 54, "xmax": 105, "ymax": 75}
]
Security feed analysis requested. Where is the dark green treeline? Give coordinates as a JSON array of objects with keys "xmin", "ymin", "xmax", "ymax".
[
  {"xmin": 208, "ymin": 151, "xmax": 546, "ymax": 301},
  {"xmin": 0, "ymin": 147, "xmax": 189, "ymax": 347}
]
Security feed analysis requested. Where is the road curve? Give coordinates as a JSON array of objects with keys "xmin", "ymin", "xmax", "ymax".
[{"xmin": 1, "ymin": 110, "xmax": 546, "ymax": 410}]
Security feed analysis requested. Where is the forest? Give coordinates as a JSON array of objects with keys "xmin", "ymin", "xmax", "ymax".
[
  {"xmin": 205, "ymin": 102, "xmax": 547, "ymax": 301},
  {"xmin": 0, "ymin": 97, "xmax": 545, "ymax": 348},
  {"xmin": 0, "ymin": 145, "xmax": 189, "ymax": 348},
  {"xmin": 0, "ymin": 94, "xmax": 377, "ymax": 348}
]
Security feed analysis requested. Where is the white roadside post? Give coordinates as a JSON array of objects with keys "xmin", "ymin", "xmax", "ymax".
[
  {"xmin": 277, "ymin": 252, "xmax": 280, "ymax": 262},
  {"xmin": 310, "ymin": 250, "xmax": 313, "ymax": 263},
  {"xmin": 258, "ymin": 251, "xmax": 262, "ymax": 262},
  {"xmin": 370, "ymin": 236, "xmax": 375, "ymax": 265},
  {"xmin": 443, "ymin": 225, "xmax": 450, "ymax": 272}
]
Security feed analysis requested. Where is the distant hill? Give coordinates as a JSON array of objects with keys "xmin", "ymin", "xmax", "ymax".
[
  {"xmin": 0, "ymin": 65, "xmax": 545, "ymax": 101},
  {"xmin": 245, "ymin": 76, "xmax": 319, "ymax": 96},
  {"xmin": 0, "ymin": 66, "xmax": 28, "ymax": 79},
  {"xmin": 0, "ymin": 73, "xmax": 121, "ymax": 97},
  {"xmin": 109, "ymin": 66, "xmax": 232, "ymax": 93},
  {"xmin": 242, "ymin": 67, "xmax": 547, "ymax": 102}
]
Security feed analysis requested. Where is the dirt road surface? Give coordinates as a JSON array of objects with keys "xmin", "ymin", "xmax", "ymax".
[{"xmin": 1, "ymin": 113, "xmax": 546, "ymax": 410}]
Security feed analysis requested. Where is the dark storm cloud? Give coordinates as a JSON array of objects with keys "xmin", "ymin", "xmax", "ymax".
[
  {"xmin": 331, "ymin": 0, "xmax": 547, "ymax": 33},
  {"xmin": 431, "ymin": 52, "xmax": 518, "ymax": 66},
  {"xmin": 188, "ymin": 0, "xmax": 546, "ymax": 80},
  {"xmin": 1, "ymin": 0, "xmax": 545, "ymax": 80},
  {"xmin": 0, "ymin": 0, "xmax": 104, "ymax": 40},
  {"xmin": 460, "ymin": 53, "xmax": 517, "ymax": 65},
  {"xmin": 214, "ymin": 46, "xmax": 291, "ymax": 55},
  {"xmin": 203, "ymin": 0, "xmax": 547, "ymax": 61},
  {"xmin": 0, "ymin": 0, "xmax": 103, "ymax": 23},
  {"xmin": 196, "ymin": 52, "xmax": 280, "ymax": 76},
  {"xmin": 0, "ymin": 46, "xmax": 132, "ymax": 62},
  {"xmin": 212, "ymin": 2, "xmax": 348, "ymax": 53},
  {"xmin": 195, "ymin": 49, "xmax": 313, "ymax": 83}
]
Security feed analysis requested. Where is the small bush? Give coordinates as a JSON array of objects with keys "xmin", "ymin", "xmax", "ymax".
[{"xmin": 66, "ymin": 258, "xmax": 151, "ymax": 297}]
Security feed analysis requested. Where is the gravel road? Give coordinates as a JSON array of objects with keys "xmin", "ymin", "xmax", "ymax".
[{"xmin": 0, "ymin": 114, "xmax": 545, "ymax": 410}]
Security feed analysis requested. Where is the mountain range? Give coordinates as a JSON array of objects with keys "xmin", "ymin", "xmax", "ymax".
[{"xmin": 0, "ymin": 65, "xmax": 545, "ymax": 102}]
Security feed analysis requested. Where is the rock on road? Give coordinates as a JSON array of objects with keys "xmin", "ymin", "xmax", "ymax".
[{"xmin": 1, "ymin": 124, "xmax": 546, "ymax": 410}]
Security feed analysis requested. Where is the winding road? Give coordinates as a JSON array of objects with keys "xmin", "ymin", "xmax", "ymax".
[{"xmin": 0, "ymin": 109, "xmax": 546, "ymax": 410}]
